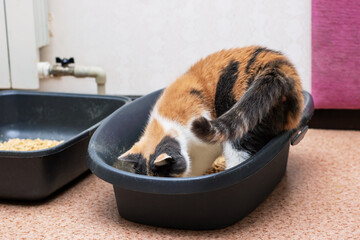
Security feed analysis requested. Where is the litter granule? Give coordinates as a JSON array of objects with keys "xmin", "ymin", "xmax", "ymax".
[
  {"xmin": 205, "ymin": 155, "xmax": 226, "ymax": 175},
  {"xmin": 0, "ymin": 138, "xmax": 64, "ymax": 151}
]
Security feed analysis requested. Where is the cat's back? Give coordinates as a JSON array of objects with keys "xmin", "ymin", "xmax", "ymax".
[
  {"xmin": 188, "ymin": 46, "xmax": 297, "ymax": 91},
  {"xmin": 155, "ymin": 46, "xmax": 301, "ymax": 124}
]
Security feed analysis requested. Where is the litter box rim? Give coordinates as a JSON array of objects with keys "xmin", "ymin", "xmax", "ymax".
[
  {"xmin": 0, "ymin": 90, "xmax": 130, "ymax": 158},
  {"xmin": 88, "ymin": 90, "xmax": 313, "ymax": 195}
]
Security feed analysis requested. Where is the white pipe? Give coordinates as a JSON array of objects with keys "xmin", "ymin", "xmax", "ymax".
[
  {"xmin": 37, "ymin": 62, "xmax": 52, "ymax": 78},
  {"xmin": 73, "ymin": 66, "xmax": 106, "ymax": 95},
  {"xmin": 37, "ymin": 62, "xmax": 107, "ymax": 94}
]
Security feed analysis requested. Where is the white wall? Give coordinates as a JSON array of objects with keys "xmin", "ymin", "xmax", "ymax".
[{"xmin": 40, "ymin": 0, "xmax": 311, "ymax": 95}]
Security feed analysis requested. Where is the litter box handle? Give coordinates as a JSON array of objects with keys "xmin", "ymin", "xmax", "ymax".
[
  {"xmin": 291, "ymin": 91, "xmax": 314, "ymax": 146},
  {"xmin": 291, "ymin": 125, "xmax": 309, "ymax": 145}
]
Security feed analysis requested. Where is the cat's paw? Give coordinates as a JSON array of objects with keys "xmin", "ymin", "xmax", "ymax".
[
  {"xmin": 191, "ymin": 117, "xmax": 223, "ymax": 143},
  {"xmin": 191, "ymin": 117, "xmax": 213, "ymax": 139}
]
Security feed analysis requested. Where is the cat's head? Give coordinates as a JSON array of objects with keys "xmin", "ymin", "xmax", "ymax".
[{"xmin": 117, "ymin": 120, "xmax": 188, "ymax": 177}]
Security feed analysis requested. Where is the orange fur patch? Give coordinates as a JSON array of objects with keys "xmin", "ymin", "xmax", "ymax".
[{"xmin": 123, "ymin": 118, "xmax": 167, "ymax": 162}]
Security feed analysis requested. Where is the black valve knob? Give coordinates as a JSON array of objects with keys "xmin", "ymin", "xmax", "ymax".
[{"xmin": 55, "ymin": 57, "xmax": 75, "ymax": 67}]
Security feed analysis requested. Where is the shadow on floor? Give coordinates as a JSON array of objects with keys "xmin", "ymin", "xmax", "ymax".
[{"xmin": 0, "ymin": 171, "xmax": 92, "ymax": 206}]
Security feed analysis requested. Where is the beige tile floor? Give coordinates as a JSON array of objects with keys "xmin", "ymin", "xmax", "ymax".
[{"xmin": 1, "ymin": 129, "xmax": 359, "ymax": 239}]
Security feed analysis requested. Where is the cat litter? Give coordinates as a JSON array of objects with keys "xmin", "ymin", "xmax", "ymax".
[{"xmin": 0, "ymin": 138, "xmax": 64, "ymax": 151}]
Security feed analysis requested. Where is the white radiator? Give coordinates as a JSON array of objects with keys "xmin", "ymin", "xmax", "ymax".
[{"xmin": 0, "ymin": 0, "xmax": 49, "ymax": 89}]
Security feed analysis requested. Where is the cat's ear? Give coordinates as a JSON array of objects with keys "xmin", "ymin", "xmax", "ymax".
[
  {"xmin": 118, "ymin": 155, "xmax": 136, "ymax": 162},
  {"xmin": 154, "ymin": 153, "xmax": 173, "ymax": 166},
  {"xmin": 117, "ymin": 154, "xmax": 139, "ymax": 167},
  {"xmin": 117, "ymin": 153, "xmax": 147, "ymax": 175}
]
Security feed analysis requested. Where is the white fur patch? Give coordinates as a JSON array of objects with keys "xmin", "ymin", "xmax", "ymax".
[
  {"xmin": 151, "ymin": 108, "xmax": 222, "ymax": 177},
  {"xmin": 223, "ymin": 141, "xmax": 250, "ymax": 169},
  {"xmin": 151, "ymin": 108, "xmax": 191, "ymax": 176}
]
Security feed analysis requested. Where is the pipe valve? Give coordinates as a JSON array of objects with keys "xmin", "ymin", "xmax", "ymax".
[{"xmin": 55, "ymin": 57, "xmax": 75, "ymax": 67}]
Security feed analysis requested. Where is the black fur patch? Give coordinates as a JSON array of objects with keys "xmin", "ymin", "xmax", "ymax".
[
  {"xmin": 149, "ymin": 136, "xmax": 187, "ymax": 177},
  {"xmin": 232, "ymin": 106, "xmax": 287, "ymax": 154},
  {"xmin": 215, "ymin": 60, "xmax": 240, "ymax": 117},
  {"xmin": 199, "ymin": 66, "xmax": 297, "ymax": 144},
  {"xmin": 245, "ymin": 47, "xmax": 281, "ymax": 74},
  {"xmin": 236, "ymin": 70, "xmax": 288, "ymax": 129},
  {"xmin": 190, "ymin": 89, "xmax": 204, "ymax": 99},
  {"xmin": 120, "ymin": 153, "xmax": 147, "ymax": 175},
  {"xmin": 191, "ymin": 117, "xmax": 217, "ymax": 142},
  {"xmin": 262, "ymin": 59, "xmax": 295, "ymax": 71},
  {"xmin": 283, "ymin": 90, "xmax": 301, "ymax": 120},
  {"xmin": 245, "ymin": 48, "xmax": 283, "ymax": 88}
]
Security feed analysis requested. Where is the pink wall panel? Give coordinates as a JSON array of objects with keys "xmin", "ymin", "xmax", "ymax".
[{"xmin": 312, "ymin": 0, "xmax": 360, "ymax": 109}]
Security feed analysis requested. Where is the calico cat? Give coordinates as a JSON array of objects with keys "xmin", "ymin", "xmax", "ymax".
[{"xmin": 117, "ymin": 46, "xmax": 304, "ymax": 177}]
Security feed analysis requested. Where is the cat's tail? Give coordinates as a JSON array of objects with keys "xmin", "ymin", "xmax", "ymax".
[{"xmin": 191, "ymin": 68, "xmax": 302, "ymax": 143}]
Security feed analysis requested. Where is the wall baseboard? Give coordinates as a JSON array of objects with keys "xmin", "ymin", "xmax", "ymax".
[{"xmin": 309, "ymin": 109, "xmax": 360, "ymax": 130}]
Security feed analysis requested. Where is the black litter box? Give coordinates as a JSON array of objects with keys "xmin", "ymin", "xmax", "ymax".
[
  {"xmin": 0, "ymin": 90, "xmax": 130, "ymax": 200},
  {"xmin": 87, "ymin": 90, "xmax": 314, "ymax": 230}
]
